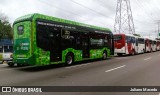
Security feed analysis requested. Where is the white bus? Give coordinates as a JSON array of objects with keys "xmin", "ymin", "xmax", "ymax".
[
  {"xmin": 135, "ymin": 37, "xmax": 145, "ymax": 54},
  {"xmin": 145, "ymin": 38, "xmax": 152, "ymax": 53},
  {"xmin": 152, "ymin": 40, "xmax": 157, "ymax": 52}
]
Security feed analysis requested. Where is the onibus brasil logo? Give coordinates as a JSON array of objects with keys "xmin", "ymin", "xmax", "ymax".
[{"xmin": 2, "ymin": 87, "xmax": 42, "ymax": 92}]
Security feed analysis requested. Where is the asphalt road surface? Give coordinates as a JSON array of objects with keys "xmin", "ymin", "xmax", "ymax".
[{"xmin": 0, "ymin": 51, "xmax": 160, "ymax": 95}]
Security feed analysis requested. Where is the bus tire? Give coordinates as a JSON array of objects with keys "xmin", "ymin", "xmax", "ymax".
[
  {"xmin": 102, "ymin": 51, "xmax": 107, "ymax": 60},
  {"xmin": 65, "ymin": 53, "xmax": 74, "ymax": 65},
  {"xmin": 17, "ymin": 63, "xmax": 22, "ymax": 67},
  {"xmin": 117, "ymin": 53, "xmax": 122, "ymax": 56},
  {"xmin": 132, "ymin": 50, "xmax": 135, "ymax": 55},
  {"xmin": 8, "ymin": 62, "xmax": 14, "ymax": 67},
  {"xmin": 143, "ymin": 49, "xmax": 145, "ymax": 54}
]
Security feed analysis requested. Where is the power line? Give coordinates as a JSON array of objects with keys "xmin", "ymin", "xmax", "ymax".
[
  {"xmin": 38, "ymin": 0, "xmax": 84, "ymax": 19},
  {"xmin": 138, "ymin": 0, "xmax": 160, "ymax": 19},
  {"xmin": 38, "ymin": 0, "xmax": 112, "ymax": 27},
  {"xmin": 98, "ymin": 0, "xmax": 154, "ymax": 26},
  {"xmin": 134, "ymin": 0, "xmax": 155, "ymax": 21},
  {"xmin": 70, "ymin": 0, "xmax": 114, "ymax": 20}
]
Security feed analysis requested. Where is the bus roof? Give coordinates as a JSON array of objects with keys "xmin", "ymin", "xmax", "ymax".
[
  {"xmin": 14, "ymin": 13, "xmax": 112, "ymax": 33},
  {"xmin": 114, "ymin": 33, "xmax": 135, "ymax": 37}
]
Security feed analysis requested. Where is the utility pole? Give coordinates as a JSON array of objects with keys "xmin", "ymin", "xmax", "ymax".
[
  {"xmin": 114, "ymin": 0, "xmax": 135, "ymax": 34},
  {"xmin": 155, "ymin": 20, "xmax": 160, "ymax": 39},
  {"xmin": 158, "ymin": 22, "xmax": 160, "ymax": 38}
]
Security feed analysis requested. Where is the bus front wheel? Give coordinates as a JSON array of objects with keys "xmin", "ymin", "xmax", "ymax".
[
  {"xmin": 117, "ymin": 53, "xmax": 122, "ymax": 56},
  {"xmin": 102, "ymin": 52, "xmax": 107, "ymax": 60},
  {"xmin": 8, "ymin": 62, "xmax": 14, "ymax": 67},
  {"xmin": 65, "ymin": 54, "xmax": 74, "ymax": 65}
]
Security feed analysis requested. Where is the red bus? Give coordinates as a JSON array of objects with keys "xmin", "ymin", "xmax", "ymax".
[
  {"xmin": 114, "ymin": 34, "xmax": 136, "ymax": 56},
  {"xmin": 145, "ymin": 38, "xmax": 152, "ymax": 52},
  {"xmin": 152, "ymin": 40, "xmax": 157, "ymax": 52},
  {"xmin": 156, "ymin": 40, "xmax": 160, "ymax": 51}
]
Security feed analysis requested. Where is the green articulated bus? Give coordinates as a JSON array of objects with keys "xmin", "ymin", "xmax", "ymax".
[{"xmin": 11, "ymin": 13, "xmax": 114, "ymax": 66}]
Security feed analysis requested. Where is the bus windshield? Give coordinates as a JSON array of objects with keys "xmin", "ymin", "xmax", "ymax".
[{"xmin": 114, "ymin": 35, "xmax": 122, "ymax": 41}]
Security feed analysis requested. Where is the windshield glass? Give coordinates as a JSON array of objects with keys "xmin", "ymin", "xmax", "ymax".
[{"xmin": 114, "ymin": 35, "xmax": 122, "ymax": 41}]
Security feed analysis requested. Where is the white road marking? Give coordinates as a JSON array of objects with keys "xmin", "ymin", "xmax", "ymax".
[
  {"xmin": 115, "ymin": 57, "xmax": 129, "ymax": 60},
  {"xmin": 144, "ymin": 57, "xmax": 152, "ymax": 61},
  {"xmin": 65, "ymin": 63, "xmax": 91, "ymax": 69},
  {"xmin": 105, "ymin": 65, "xmax": 126, "ymax": 73}
]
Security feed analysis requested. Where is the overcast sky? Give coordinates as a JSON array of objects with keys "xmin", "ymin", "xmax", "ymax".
[{"xmin": 0, "ymin": 0, "xmax": 160, "ymax": 39}]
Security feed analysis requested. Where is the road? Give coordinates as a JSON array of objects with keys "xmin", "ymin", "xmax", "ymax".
[{"xmin": 0, "ymin": 51, "xmax": 160, "ymax": 95}]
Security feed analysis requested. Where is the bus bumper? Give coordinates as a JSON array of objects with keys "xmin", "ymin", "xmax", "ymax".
[
  {"xmin": 14, "ymin": 58, "xmax": 30, "ymax": 65},
  {"xmin": 114, "ymin": 48, "xmax": 125, "ymax": 54}
]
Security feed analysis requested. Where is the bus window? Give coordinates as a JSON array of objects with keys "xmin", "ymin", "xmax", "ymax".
[
  {"xmin": 17, "ymin": 25, "xmax": 24, "ymax": 35},
  {"xmin": 126, "ymin": 36, "xmax": 131, "ymax": 43},
  {"xmin": 0, "ymin": 46, "xmax": 3, "ymax": 52},
  {"xmin": 37, "ymin": 24, "xmax": 49, "ymax": 51},
  {"xmin": 36, "ymin": 21, "xmax": 61, "ymax": 51},
  {"xmin": 153, "ymin": 41, "xmax": 156, "ymax": 45},
  {"xmin": 90, "ymin": 33, "xmax": 107, "ymax": 49},
  {"xmin": 132, "ymin": 37, "xmax": 136, "ymax": 43},
  {"xmin": 149, "ymin": 40, "xmax": 152, "ymax": 45},
  {"xmin": 9, "ymin": 46, "xmax": 13, "ymax": 52},
  {"xmin": 4, "ymin": 46, "xmax": 13, "ymax": 53},
  {"xmin": 61, "ymin": 29, "xmax": 78, "ymax": 49},
  {"xmin": 90, "ymin": 38, "xmax": 103, "ymax": 47},
  {"xmin": 114, "ymin": 35, "xmax": 122, "ymax": 41},
  {"xmin": 104, "ymin": 35, "xmax": 109, "ymax": 47},
  {"xmin": 138, "ymin": 38, "xmax": 145, "ymax": 44}
]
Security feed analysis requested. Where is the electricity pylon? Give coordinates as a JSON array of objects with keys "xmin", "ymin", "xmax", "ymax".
[{"xmin": 114, "ymin": 0, "xmax": 135, "ymax": 34}]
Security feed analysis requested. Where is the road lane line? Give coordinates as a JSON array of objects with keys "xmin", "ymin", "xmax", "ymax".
[
  {"xmin": 105, "ymin": 65, "xmax": 126, "ymax": 73},
  {"xmin": 116, "ymin": 57, "xmax": 129, "ymax": 60},
  {"xmin": 144, "ymin": 57, "xmax": 152, "ymax": 61},
  {"xmin": 65, "ymin": 63, "xmax": 91, "ymax": 69}
]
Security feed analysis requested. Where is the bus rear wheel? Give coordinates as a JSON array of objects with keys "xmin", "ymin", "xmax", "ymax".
[
  {"xmin": 17, "ymin": 63, "xmax": 23, "ymax": 67},
  {"xmin": 65, "ymin": 54, "xmax": 74, "ymax": 65}
]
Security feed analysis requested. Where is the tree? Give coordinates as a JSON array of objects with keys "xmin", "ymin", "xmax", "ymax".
[{"xmin": 0, "ymin": 12, "xmax": 13, "ymax": 39}]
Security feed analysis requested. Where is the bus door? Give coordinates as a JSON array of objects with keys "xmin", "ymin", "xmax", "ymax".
[
  {"xmin": 126, "ymin": 36, "xmax": 132, "ymax": 54},
  {"xmin": 81, "ymin": 33, "xmax": 90, "ymax": 58},
  {"xmin": 145, "ymin": 39, "xmax": 148, "ymax": 52},
  {"xmin": 135, "ymin": 38, "xmax": 138, "ymax": 53},
  {"xmin": 50, "ymin": 27, "xmax": 61, "ymax": 62}
]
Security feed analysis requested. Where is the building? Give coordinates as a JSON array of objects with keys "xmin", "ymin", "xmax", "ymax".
[{"xmin": 0, "ymin": 39, "xmax": 13, "ymax": 61}]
